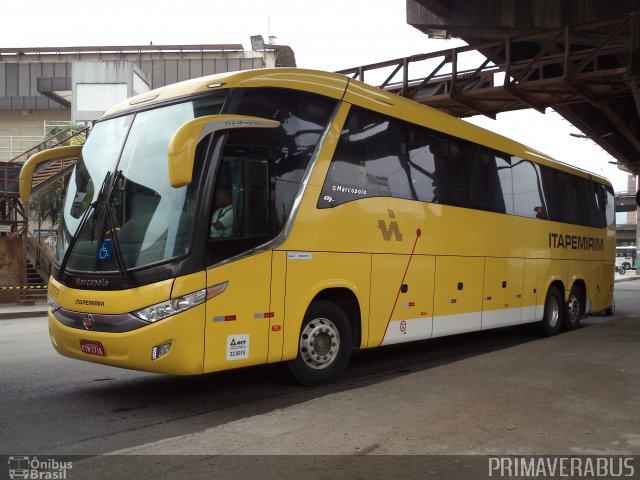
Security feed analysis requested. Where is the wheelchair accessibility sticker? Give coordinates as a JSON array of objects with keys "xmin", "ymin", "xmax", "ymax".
[{"xmin": 98, "ymin": 239, "xmax": 112, "ymax": 261}]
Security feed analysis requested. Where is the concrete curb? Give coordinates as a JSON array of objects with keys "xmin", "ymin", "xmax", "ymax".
[
  {"xmin": 0, "ymin": 309, "xmax": 48, "ymax": 320},
  {"xmin": 615, "ymin": 274, "xmax": 640, "ymax": 283}
]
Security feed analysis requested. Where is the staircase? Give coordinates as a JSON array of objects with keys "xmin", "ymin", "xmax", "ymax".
[
  {"xmin": 0, "ymin": 127, "xmax": 88, "ymax": 304},
  {"xmin": 25, "ymin": 258, "xmax": 47, "ymax": 301}
]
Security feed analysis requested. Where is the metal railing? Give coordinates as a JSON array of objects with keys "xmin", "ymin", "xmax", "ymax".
[
  {"xmin": 336, "ymin": 13, "xmax": 640, "ymax": 117},
  {"xmin": 26, "ymin": 230, "xmax": 53, "ymax": 279},
  {"xmin": 2, "ymin": 126, "xmax": 89, "ymax": 196},
  {"xmin": 0, "ymin": 136, "xmax": 43, "ymax": 162},
  {"xmin": 43, "ymin": 120, "xmax": 72, "ymax": 137}
]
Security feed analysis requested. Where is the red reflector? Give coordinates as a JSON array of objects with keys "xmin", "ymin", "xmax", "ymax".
[
  {"xmin": 265, "ymin": 312, "xmax": 275, "ymax": 318},
  {"xmin": 408, "ymin": 302, "xmax": 415, "ymax": 307},
  {"xmin": 271, "ymin": 325, "xmax": 282, "ymax": 331},
  {"xmin": 224, "ymin": 315, "xmax": 236, "ymax": 322}
]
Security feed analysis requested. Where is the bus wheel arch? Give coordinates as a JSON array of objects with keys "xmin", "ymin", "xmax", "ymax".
[
  {"xmin": 540, "ymin": 282, "xmax": 564, "ymax": 336},
  {"xmin": 312, "ymin": 288, "xmax": 361, "ymax": 349},
  {"xmin": 564, "ymin": 280, "xmax": 586, "ymax": 331},
  {"xmin": 287, "ymin": 298, "xmax": 354, "ymax": 386}
]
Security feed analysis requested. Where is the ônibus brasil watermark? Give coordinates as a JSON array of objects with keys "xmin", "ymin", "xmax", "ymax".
[
  {"xmin": 489, "ymin": 456, "xmax": 636, "ymax": 478},
  {"xmin": 7, "ymin": 456, "xmax": 72, "ymax": 480}
]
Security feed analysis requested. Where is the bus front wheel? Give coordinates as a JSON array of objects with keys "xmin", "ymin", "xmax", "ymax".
[
  {"xmin": 288, "ymin": 300, "xmax": 353, "ymax": 386},
  {"xmin": 541, "ymin": 286, "xmax": 563, "ymax": 336}
]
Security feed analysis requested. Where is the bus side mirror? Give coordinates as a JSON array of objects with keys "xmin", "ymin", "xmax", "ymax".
[
  {"xmin": 167, "ymin": 115, "xmax": 280, "ymax": 188},
  {"xmin": 19, "ymin": 145, "xmax": 83, "ymax": 203}
]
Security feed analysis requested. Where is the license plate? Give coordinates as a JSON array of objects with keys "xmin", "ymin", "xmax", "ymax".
[{"xmin": 80, "ymin": 340, "xmax": 106, "ymax": 356}]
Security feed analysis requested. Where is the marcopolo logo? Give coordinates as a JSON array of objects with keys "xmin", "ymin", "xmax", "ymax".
[{"xmin": 8, "ymin": 456, "xmax": 73, "ymax": 479}]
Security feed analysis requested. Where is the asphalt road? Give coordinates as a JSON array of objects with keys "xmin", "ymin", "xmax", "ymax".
[
  {"xmin": 0, "ymin": 312, "xmax": 543, "ymax": 455},
  {"xmin": 1, "ymin": 279, "xmax": 639, "ymax": 465}
]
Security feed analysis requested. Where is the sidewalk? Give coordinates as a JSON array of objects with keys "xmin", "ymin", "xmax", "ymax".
[
  {"xmin": 615, "ymin": 269, "xmax": 640, "ymax": 282},
  {"xmin": 0, "ymin": 301, "xmax": 48, "ymax": 320}
]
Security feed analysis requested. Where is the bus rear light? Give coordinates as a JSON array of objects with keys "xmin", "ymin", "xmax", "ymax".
[{"xmin": 151, "ymin": 343, "xmax": 171, "ymax": 360}]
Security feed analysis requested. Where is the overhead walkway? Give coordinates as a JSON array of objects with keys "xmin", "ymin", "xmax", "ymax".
[{"xmin": 338, "ymin": 13, "xmax": 640, "ymax": 175}]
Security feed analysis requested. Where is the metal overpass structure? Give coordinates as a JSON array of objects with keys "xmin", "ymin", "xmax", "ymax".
[
  {"xmin": 338, "ymin": 12, "xmax": 640, "ymax": 176},
  {"xmin": 405, "ymin": 0, "xmax": 640, "ymax": 176}
]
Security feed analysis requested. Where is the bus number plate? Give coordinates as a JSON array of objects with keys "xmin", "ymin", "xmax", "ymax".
[{"xmin": 80, "ymin": 340, "xmax": 105, "ymax": 356}]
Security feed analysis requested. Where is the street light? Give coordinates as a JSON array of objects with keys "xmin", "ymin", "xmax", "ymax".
[{"xmin": 250, "ymin": 35, "xmax": 265, "ymax": 51}]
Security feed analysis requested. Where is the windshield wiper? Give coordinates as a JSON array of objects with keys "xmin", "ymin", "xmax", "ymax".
[
  {"xmin": 103, "ymin": 173, "xmax": 131, "ymax": 284},
  {"xmin": 58, "ymin": 170, "xmax": 132, "ymax": 285},
  {"xmin": 58, "ymin": 172, "xmax": 111, "ymax": 280}
]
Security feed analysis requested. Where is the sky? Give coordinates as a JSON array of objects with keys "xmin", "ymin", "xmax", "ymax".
[{"xmin": 2, "ymin": 0, "xmax": 632, "ymax": 193}]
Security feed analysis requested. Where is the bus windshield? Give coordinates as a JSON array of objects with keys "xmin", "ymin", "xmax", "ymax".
[
  {"xmin": 55, "ymin": 87, "xmax": 338, "ymax": 278},
  {"xmin": 56, "ymin": 95, "xmax": 226, "ymax": 273}
]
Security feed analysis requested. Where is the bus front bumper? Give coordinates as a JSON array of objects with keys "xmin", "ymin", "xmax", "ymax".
[{"xmin": 47, "ymin": 305, "xmax": 206, "ymax": 375}]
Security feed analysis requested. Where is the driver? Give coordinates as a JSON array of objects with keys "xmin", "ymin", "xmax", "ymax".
[{"xmin": 211, "ymin": 188, "xmax": 234, "ymax": 238}]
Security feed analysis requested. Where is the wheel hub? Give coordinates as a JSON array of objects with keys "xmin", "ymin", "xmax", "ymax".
[
  {"xmin": 567, "ymin": 295, "xmax": 580, "ymax": 323},
  {"xmin": 299, "ymin": 318, "xmax": 340, "ymax": 370},
  {"xmin": 548, "ymin": 296, "xmax": 559, "ymax": 328}
]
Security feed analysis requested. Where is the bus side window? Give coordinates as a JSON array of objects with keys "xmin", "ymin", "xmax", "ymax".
[
  {"xmin": 511, "ymin": 158, "xmax": 547, "ymax": 219},
  {"xmin": 430, "ymin": 138, "xmax": 469, "ymax": 208},
  {"xmin": 467, "ymin": 147, "xmax": 508, "ymax": 214},
  {"xmin": 496, "ymin": 153, "xmax": 514, "ymax": 214},
  {"xmin": 319, "ymin": 106, "xmax": 412, "ymax": 207},
  {"xmin": 407, "ymin": 125, "xmax": 437, "ymax": 203}
]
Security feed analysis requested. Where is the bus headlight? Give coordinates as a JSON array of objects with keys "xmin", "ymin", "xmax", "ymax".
[
  {"xmin": 47, "ymin": 293, "xmax": 60, "ymax": 313},
  {"xmin": 133, "ymin": 289, "xmax": 207, "ymax": 323}
]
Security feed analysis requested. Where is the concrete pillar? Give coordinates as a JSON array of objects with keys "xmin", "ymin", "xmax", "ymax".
[
  {"xmin": 627, "ymin": 175, "xmax": 637, "ymax": 224},
  {"xmin": 637, "ymin": 200, "xmax": 640, "ymax": 274}
]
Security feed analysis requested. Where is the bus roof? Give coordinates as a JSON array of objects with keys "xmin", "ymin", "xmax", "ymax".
[{"xmin": 102, "ymin": 68, "xmax": 612, "ymax": 187}]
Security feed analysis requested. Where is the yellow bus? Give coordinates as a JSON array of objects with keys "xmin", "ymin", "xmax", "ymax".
[{"xmin": 21, "ymin": 68, "xmax": 616, "ymax": 385}]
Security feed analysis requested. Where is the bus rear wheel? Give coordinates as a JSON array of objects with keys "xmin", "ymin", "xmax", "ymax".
[
  {"xmin": 563, "ymin": 284, "xmax": 585, "ymax": 331},
  {"xmin": 541, "ymin": 286, "xmax": 563, "ymax": 336},
  {"xmin": 288, "ymin": 300, "xmax": 353, "ymax": 386}
]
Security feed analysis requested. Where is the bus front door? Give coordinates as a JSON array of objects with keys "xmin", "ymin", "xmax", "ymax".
[{"xmin": 203, "ymin": 252, "xmax": 272, "ymax": 373}]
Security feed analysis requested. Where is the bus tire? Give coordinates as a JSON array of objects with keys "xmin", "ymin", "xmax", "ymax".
[
  {"xmin": 287, "ymin": 300, "xmax": 353, "ymax": 386},
  {"xmin": 604, "ymin": 305, "xmax": 615, "ymax": 316},
  {"xmin": 540, "ymin": 286, "xmax": 563, "ymax": 336},
  {"xmin": 563, "ymin": 284, "xmax": 584, "ymax": 331}
]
